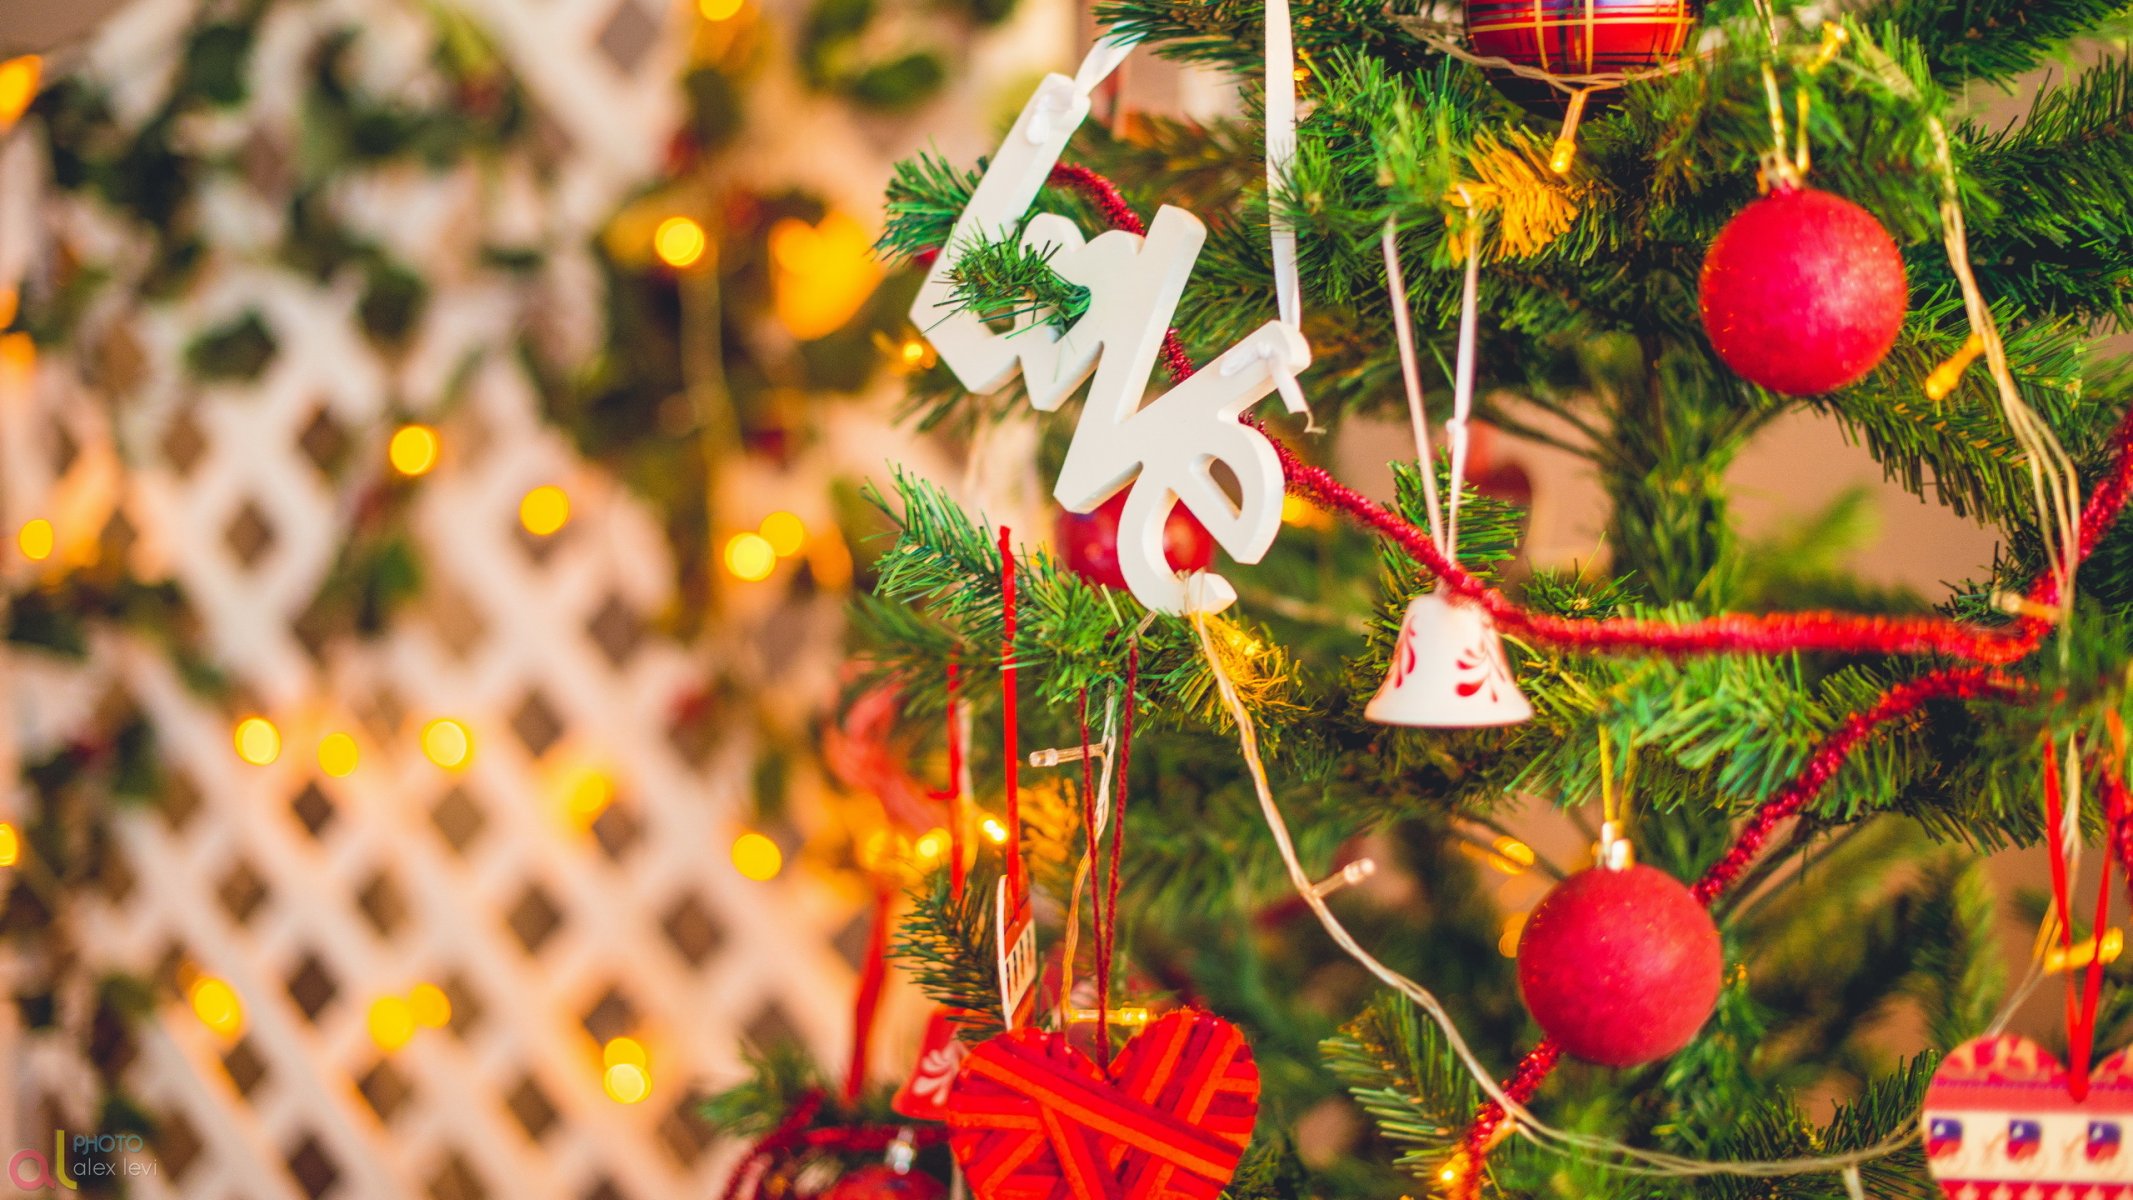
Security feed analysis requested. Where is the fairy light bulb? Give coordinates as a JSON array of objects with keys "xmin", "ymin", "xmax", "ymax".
[
  {"xmin": 724, "ymin": 532, "xmax": 776, "ymax": 581},
  {"xmin": 731, "ymin": 832, "xmax": 783, "ymax": 881},
  {"xmin": 422, "ymin": 719, "xmax": 473, "ymax": 770},
  {"xmin": 388, "ymin": 425, "xmax": 440, "ymax": 476},
  {"xmin": 699, "ymin": 0, "xmax": 744, "ymax": 17},
  {"xmin": 1925, "ymin": 333, "xmax": 1986, "ymax": 402},
  {"xmin": 519, "ymin": 486, "xmax": 571, "ymax": 536},
  {"xmin": 980, "ymin": 816, "xmax": 1009, "ymax": 845},
  {"xmin": 565, "ymin": 770, "xmax": 614, "ymax": 826},
  {"xmin": 0, "ymin": 822, "xmax": 18, "ymax": 867},
  {"xmin": 0, "ymin": 56, "xmax": 39, "ymax": 131},
  {"xmin": 318, "ymin": 732, "xmax": 359, "ymax": 778},
  {"xmin": 409, "ymin": 983, "xmax": 452, "ymax": 1028},
  {"xmin": 16, "ymin": 519, "xmax": 53, "ymax": 561},
  {"xmin": 912, "ymin": 827, "xmax": 950, "ymax": 867},
  {"xmin": 368, "ymin": 995, "xmax": 417, "ymax": 1051},
  {"xmin": 603, "ymin": 1062, "xmax": 651, "ymax": 1103},
  {"xmin": 603, "ymin": 1036, "xmax": 647, "ymax": 1070},
  {"xmin": 758, "ymin": 511, "xmax": 806, "ymax": 558},
  {"xmin": 653, "ymin": 217, "xmax": 708, "ymax": 269},
  {"xmin": 234, "ymin": 718, "xmax": 281, "ymax": 765},
  {"xmin": 190, "ymin": 977, "xmax": 244, "ymax": 1037}
]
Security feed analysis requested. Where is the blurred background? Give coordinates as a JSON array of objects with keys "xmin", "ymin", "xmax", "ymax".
[{"xmin": 0, "ymin": 0, "xmax": 2097, "ymax": 1195}]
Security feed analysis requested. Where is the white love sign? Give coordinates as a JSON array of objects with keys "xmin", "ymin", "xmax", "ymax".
[{"xmin": 910, "ymin": 39, "xmax": 1312, "ymax": 615}]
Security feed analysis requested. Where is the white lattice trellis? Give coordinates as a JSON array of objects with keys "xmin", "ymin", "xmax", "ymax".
[{"xmin": 0, "ymin": 0, "xmax": 907, "ymax": 1195}]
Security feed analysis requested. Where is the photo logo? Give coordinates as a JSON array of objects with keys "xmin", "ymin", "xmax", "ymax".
[{"xmin": 8, "ymin": 1131, "xmax": 159, "ymax": 1191}]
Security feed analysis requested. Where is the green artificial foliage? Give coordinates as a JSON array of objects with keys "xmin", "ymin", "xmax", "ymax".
[{"xmin": 829, "ymin": 2, "xmax": 2133, "ymax": 1197}]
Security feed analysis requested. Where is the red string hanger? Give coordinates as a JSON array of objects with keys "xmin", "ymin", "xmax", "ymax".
[{"xmin": 2042, "ymin": 734, "xmax": 2124, "ymax": 1100}]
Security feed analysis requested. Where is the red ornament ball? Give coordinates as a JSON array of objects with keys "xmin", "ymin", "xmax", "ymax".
[
  {"xmin": 1464, "ymin": 0, "xmax": 1700, "ymax": 110},
  {"xmin": 1515, "ymin": 863, "xmax": 1722, "ymax": 1067},
  {"xmin": 820, "ymin": 1166, "xmax": 947, "ymax": 1200},
  {"xmin": 1699, "ymin": 184, "xmax": 1908, "ymax": 396},
  {"xmin": 1054, "ymin": 492, "xmax": 1215, "ymax": 592}
]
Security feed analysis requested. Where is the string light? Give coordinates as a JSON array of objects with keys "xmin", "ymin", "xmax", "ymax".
[
  {"xmin": 421, "ymin": 718, "xmax": 473, "ymax": 770},
  {"xmin": 16, "ymin": 518, "xmax": 53, "ymax": 561},
  {"xmin": 1488, "ymin": 835, "xmax": 1535, "ymax": 875},
  {"xmin": 565, "ymin": 769, "xmax": 614, "ymax": 827},
  {"xmin": 758, "ymin": 511, "xmax": 806, "ymax": 558},
  {"xmin": 388, "ymin": 424, "xmax": 440, "ymax": 476},
  {"xmin": 519, "ymin": 485, "xmax": 571, "ymax": 536},
  {"xmin": 189, "ymin": 977, "xmax": 244, "ymax": 1037},
  {"xmin": 912, "ymin": 827, "xmax": 950, "ymax": 867},
  {"xmin": 1497, "ymin": 912, "xmax": 1527, "ymax": 958},
  {"xmin": 980, "ymin": 816, "xmax": 1009, "ymax": 845},
  {"xmin": 603, "ymin": 1062, "xmax": 651, "ymax": 1103},
  {"xmin": 2046, "ymin": 927, "xmax": 2124, "ymax": 974},
  {"xmin": 769, "ymin": 213, "xmax": 880, "ymax": 340},
  {"xmin": 0, "ymin": 56, "xmax": 39, "ymax": 131},
  {"xmin": 409, "ymin": 983, "xmax": 452, "ymax": 1028},
  {"xmin": 603, "ymin": 1036, "xmax": 648, "ymax": 1069},
  {"xmin": 368, "ymin": 995, "xmax": 417, "ymax": 1051},
  {"xmin": 318, "ymin": 732, "xmax": 359, "ymax": 778},
  {"xmin": 0, "ymin": 822, "xmax": 18, "ymax": 867},
  {"xmin": 653, "ymin": 217, "xmax": 709, "ymax": 269},
  {"xmin": 731, "ymin": 832, "xmax": 783, "ymax": 881},
  {"xmin": 724, "ymin": 532, "xmax": 776, "ymax": 581},
  {"xmin": 233, "ymin": 717, "xmax": 282, "ymax": 766},
  {"xmin": 699, "ymin": 0, "xmax": 744, "ymax": 17},
  {"xmin": 1925, "ymin": 333, "xmax": 1987, "ymax": 402},
  {"xmin": 0, "ymin": 331, "xmax": 32, "ymax": 378}
]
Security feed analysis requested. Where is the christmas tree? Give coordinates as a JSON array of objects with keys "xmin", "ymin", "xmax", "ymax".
[{"xmin": 710, "ymin": 2, "xmax": 2133, "ymax": 1198}]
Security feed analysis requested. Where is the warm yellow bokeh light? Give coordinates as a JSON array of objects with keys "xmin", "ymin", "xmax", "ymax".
[
  {"xmin": 422, "ymin": 719, "xmax": 473, "ymax": 770},
  {"xmin": 0, "ymin": 822, "xmax": 18, "ymax": 868},
  {"xmin": 16, "ymin": 518, "xmax": 53, "ymax": 561},
  {"xmin": 318, "ymin": 732, "xmax": 359, "ymax": 778},
  {"xmin": 234, "ymin": 717, "xmax": 281, "ymax": 766},
  {"xmin": 190, "ymin": 977, "xmax": 244, "ymax": 1037},
  {"xmin": 0, "ymin": 56, "xmax": 40, "ymax": 131},
  {"xmin": 731, "ymin": 832, "xmax": 783, "ymax": 881},
  {"xmin": 769, "ymin": 213, "xmax": 881, "ymax": 340},
  {"xmin": 566, "ymin": 770, "xmax": 615, "ymax": 825},
  {"xmin": 758, "ymin": 511, "xmax": 806, "ymax": 558},
  {"xmin": 724, "ymin": 532, "xmax": 777, "ymax": 582},
  {"xmin": 520, "ymin": 485, "xmax": 571, "ymax": 536},
  {"xmin": 1489, "ymin": 836, "xmax": 1535, "ymax": 875},
  {"xmin": 0, "ymin": 331, "xmax": 34, "ymax": 378},
  {"xmin": 980, "ymin": 816, "xmax": 1009, "ymax": 845},
  {"xmin": 913, "ymin": 827, "xmax": 950, "ymax": 867},
  {"xmin": 603, "ymin": 1036, "xmax": 648, "ymax": 1070},
  {"xmin": 388, "ymin": 424, "xmax": 440, "ymax": 476},
  {"xmin": 1497, "ymin": 913, "xmax": 1527, "ymax": 959},
  {"xmin": 409, "ymin": 983, "xmax": 452, "ymax": 1029},
  {"xmin": 653, "ymin": 217, "xmax": 709, "ymax": 269},
  {"xmin": 698, "ymin": 0, "xmax": 744, "ymax": 19},
  {"xmin": 368, "ymin": 995, "xmax": 416, "ymax": 1051},
  {"xmin": 603, "ymin": 1062, "xmax": 651, "ymax": 1104}
]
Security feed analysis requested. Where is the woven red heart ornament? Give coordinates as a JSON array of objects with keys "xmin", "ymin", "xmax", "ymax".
[{"xmin": 946, "ymin": 1010, "xmax": 1259, "ymax": 1200}]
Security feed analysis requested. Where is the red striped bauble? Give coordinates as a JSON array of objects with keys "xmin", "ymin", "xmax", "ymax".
[{"xmin": 1463, "ymin": 0, "xmax": 1701, "ymax": 110}]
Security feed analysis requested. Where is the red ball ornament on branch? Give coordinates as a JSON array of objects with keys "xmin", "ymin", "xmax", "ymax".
[
  {"xmin": 1463, "ymin": 0, "xmax": 1701, "ymax": 110},
  {"xmin": 1515, "ymin": 863, "xmax": 1722, "ymax": 1067},
  {"xmin": 1699, "ymin": 184, "xmax": 1908, "ymax": 396},
  {"xmin": 1055, "ymin": 492, "xmax": 1215, "ymax": 592}
]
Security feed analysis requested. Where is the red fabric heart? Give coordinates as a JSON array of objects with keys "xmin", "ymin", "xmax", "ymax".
[
  {"xmin": 946, "ymin": 1010, "xmax": 1259, "ymax": 1200},
  {"xmin": 1923, "ymin": 1034, "xmax": 2133, "ymax": 1196}
]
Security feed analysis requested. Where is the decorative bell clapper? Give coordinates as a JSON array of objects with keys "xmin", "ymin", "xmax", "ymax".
[
  {"xmin": 1365, "ymin": 216, "xmax": 1533, "ymax": 729},
  {"xmin": 1365, "ymin": 588, "xmax": 1533, "ymax": 727}
]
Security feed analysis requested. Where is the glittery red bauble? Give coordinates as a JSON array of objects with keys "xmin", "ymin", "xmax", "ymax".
[
  {"xmin": 1699, "ymin": 184, "xmax": 1908, "ymax": 396},
  {"xmin": 1464, "ymin": 1, "xmax": 1700, "ymax": 110},
  {"xmin": 820, "ymin": 1166, "xmax": 947, "ymax": 1200},
  {"xmin": 1054, "ymin": 492, "xmax": 1215, "ymax": 592},
  {"xmin": 1515, "ymin": 864, "xmax": 1722, "ymax": 1067}
]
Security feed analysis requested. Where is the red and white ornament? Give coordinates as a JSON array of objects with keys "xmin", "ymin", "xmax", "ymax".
[
  {"xmin": 1055, "ymin": 491, "xmax": 1216, "ymax": 593},
  {"xmin": 946, "ymin": 1010, "xmax": 1258, "ymax": 1200},
  {"xmin": 820, "ymin": 1165, "xmax": 949, "ymax": 1200},
  {"xmin": 1514, "ymin": 863, "xmax": 1722, "ymax": 1066},
  {"xmin": 891, "ymin": 1007, "xmax": 972, "ymax": 1122},
  {"xmin": 1366, "ymin": 588, "xmax": 1532, "ymax": 727},
  {"xmin": 1923, "ymin": 1035, "xmax": 2133, "ymax": 1197},
  {"xmin": 1463, "ymin": 0, "xmax": 1700, "ymax": 109},
  {"xmin": 1699, "ymin": 184, "xmax": 1908, "ymax": 396}
]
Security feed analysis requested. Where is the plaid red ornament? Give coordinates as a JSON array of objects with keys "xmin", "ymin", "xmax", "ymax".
[
  {"xmin": 1464, "ymin": 1, "xmax": 1699, "ymax": 109},
  {"xmin": 946, "ymin": 1010, "xmax": 1259, "ymax": 1200}
]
